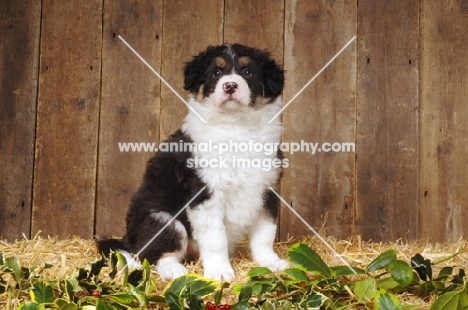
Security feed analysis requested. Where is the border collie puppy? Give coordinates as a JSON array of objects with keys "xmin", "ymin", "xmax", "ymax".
[{"xmin": 97, "ymin": 43, "xmax": 289, "ymax": 281}]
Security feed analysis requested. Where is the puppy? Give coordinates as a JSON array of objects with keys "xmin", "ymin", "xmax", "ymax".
[{"xmin": 97, "ymin": 43, "xmax": 289, "ymax": 281}]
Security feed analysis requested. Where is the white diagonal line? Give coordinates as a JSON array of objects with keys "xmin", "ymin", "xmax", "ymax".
[
  {"xmin": 268, "ymin": 36, "xmax": 356, "ymax": 123},
  {"xmin": 118, "ymin": 35, "xmax": 207, "ymax": 124},
  {"xmin": 121, "ymin": 186, "xmax": 207, "ymax": 270},
  {"xmin": 269, "ymin": 187, "xmax": 357, "ymax": 274}
]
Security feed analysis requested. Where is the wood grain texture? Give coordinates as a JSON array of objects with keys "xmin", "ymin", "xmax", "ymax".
[
  {"xmin": 280, "ymin": 0, "xmax": 356, "ymax": 241},
  {"xmin": 419, "ymin": 1, "xmax": 468, "ymax": 242},
  {"xmin": 159, "ymin": 0, "xmax": 224, "ymax": 140},
  {"xmin": 0, "ymin": 1, "xmax": 41, "ymax": 241},
  {"xmin": 356, "ymin": 0, "xmax": 419, "ymax": 242},
  {"xmin": 32, "ymin": 0, "xmax": 102, "ymax": 238},
  {"xmin": 224, "ymin": 0, "xmax": 284, "ymax": 61},
  {"xmin": 95, "ymin": 0, "xmax": 163, "ymax": 238}
]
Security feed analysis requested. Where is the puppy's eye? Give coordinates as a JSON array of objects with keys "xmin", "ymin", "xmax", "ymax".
[
  {"xmin": 241, "ymin": 68, "xmax": 252, "ymax": 77},
  {"xmin": 213, "ymin": 69, "xmax": 222, "ymax": 78}
]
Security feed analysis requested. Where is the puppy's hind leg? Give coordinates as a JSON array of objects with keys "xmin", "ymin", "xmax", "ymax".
[
  {"xmin": 138, "ymin": 211, "xmax": 189, "ymax": 281},
  {"xmin": 156, "ymin": 219, "xmax": 189, "ymax": 281}
]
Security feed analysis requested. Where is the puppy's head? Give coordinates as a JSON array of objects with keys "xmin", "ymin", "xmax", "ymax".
[{"xmin": 183, "ymin": 44, "xmax": 284, "ymax": 110}]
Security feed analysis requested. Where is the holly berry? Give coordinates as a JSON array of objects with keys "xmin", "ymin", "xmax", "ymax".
[
  {"xmin": 205, "ymin": 302, "xmax": 217, "ymax": 310},
  {"xmin": 205, "ymin": 302, "xmax": 232, "ymax": 310},
  {"xmin": 91, "ymin": 290, "xmax": 101, "ymax": 297}
]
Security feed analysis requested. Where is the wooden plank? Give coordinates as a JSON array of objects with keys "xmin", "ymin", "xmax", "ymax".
[
  {"xmin": 224, "ymin": 0, "xmax": 284, "ymax": 61},
  {"xmin": 356, "ymin": 0, "xmax": 419, "ymax": 241},
  {"xmin": 95, "ymin": 1, "xmax": 163, "ymax": 238},
  {"xmin": 159, "ymin": 0, "xmax": 224, "ymax": 140},
  {"xmin": 0, "ymin": 1, "xmax": 41, "ymax": 241},
  {"xmin": 419, "ymin": 1, "xmax": 468, "ymax": 242},
  {"xmin": 280, "ymin": 0, "xmax": 356, "ymax": 241},
  {"xmin": 32, "ymin": 0, "xmax": 102, "ymax": 239}
]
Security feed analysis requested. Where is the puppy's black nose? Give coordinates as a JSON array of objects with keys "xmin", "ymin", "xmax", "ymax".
[{"xmin": 223, "ymin": 82, "xmax": 238, "ymax": 95}]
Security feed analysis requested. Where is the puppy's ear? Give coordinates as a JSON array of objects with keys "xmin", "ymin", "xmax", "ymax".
[
  {"xmin": 183, "ymin": 50, "xmax": 208, "ymax": 93},
  {"xmin": 263, "ymin": 58, "xmax": 285, "ymax": 98}
]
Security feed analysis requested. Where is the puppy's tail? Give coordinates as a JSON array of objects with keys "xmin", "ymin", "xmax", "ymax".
[{"xmin": 96, "ymin": 238, "xmax": 129, "ymax": 257}]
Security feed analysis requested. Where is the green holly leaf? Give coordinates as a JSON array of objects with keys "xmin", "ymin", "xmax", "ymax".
[
  {"xmin": 288, "ymin": 243, "xmax": 332, "ymax": 278},
  {"xmin": 188, "ymin": 277, "xmax": 219, "ymax": 297},
  {"xmin": 435, "ymin": 266, "xmax": 453, "ymax": 281},
  {"xmin": 366, "ymin": 249, "xmax": 397, "ymax": 273},
  {"xmin": 246, "ymin": 266, "xmax": 273, "ymax": 277},
  {"xmin": 281, "ymin": 301, "xmax": 293, "ymax": 310},
  {"xmin": 300, "ymin": 292, "xmax": 327, "ymax": 308},
  {"xmin": 30, "ymin": 281, "xmax": 55, "ymax": 303},
  {"xmin": 108, "ymin": 293, "xmax": 135, "ymax": 305},
  {"xmin": 163, "ymin": 274, "xmax": 199, "ymax": 297},
  {"xmin": 374, "ymin": 290, "xmax": 402, "ymax": 310},
  {"xmin": 386, "ymin": 260, "xmax": 413, "ymax": 286},
  {"xmin": 430, "ymin": 288, "xmax": 468, "ymax": 310},
  {"xmin": 354, "ymin": 277, "xmax": 378, "ymax": 302},
  {"xmin": 5, "ymin": 256, "xmax": 23, "ymax": 284},
  {"xmin": 165, "ymin": 291, "xmax": 184, "ymax": 310},
  {"xmin": 96, "ymin": 299, "xmax": 114, "ymax": 310},
  {"xmin": 260, "ymin": 300, "xmax": 275, "ymax": 310},
  {"xmin": 283, "ymin": 268, "xmax": 309, "ymax": 281},
  {"xmin": 115, "ymin": 251, "xmax": 129, "ymax": 287},
  {"xmin": 331, "ymin": 265, "xmax": 365, "ymax": 276},
  {"xmin": 16, "ymin": 302, "xmax": 39, "ymax": 310},
  {"xmin": 129, "ymin": 283, "xmax": 148, "ymax": 306},
  {"xmin": 56, "ymin": 298, "xmax": 78, "ymax": 310},
  {"xmin": 231, "ymin": 300, "xmax": 251, "ymax": 310}
]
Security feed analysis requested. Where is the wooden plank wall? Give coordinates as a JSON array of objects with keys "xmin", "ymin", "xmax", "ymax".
[{"xmin": 1, "ymin": 0, "xmax": 467, "ymax": 244}]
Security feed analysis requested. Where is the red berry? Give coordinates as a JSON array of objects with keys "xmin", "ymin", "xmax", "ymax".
[
  {"xmin": 91, "ymin": 290, "xmax": 100, "ymax": 297},
  {"xmin": 205, "ymin": 302, "xmax": 217, "ymax": 310}
]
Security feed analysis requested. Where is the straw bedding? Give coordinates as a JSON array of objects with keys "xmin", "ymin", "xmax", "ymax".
[{"xmin": 1, "ymin": 232, "xmax": 467, "ymax": 309}]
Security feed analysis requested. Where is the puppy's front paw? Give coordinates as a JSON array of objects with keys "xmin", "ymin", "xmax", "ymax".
[
  {"xmin": 265, "ymin": 258, "xmax": 290, "ymax": 272},
  {"xmin": 203, "ymin": 261, "xmax": 235, "ymax": 281},
  {"xmin": 157, "ymin": 257, "xmax": 188, "ymax": 282},
  {"xmin": 256, "ymin": 255, "xmax": 290, "ymax": 272}
]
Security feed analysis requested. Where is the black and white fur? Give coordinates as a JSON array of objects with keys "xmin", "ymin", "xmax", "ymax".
[{"xmin": 97, "ymin": 43, "xmax": 289, "ymax": 281}]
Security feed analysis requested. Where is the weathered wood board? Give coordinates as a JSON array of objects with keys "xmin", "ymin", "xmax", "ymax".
[
  {"xmin": 0, "ymin": 1, "xmax": 41, "ymax": 240},
  {"xmin": 280, "ymin": 0, "xmax": 357, "ymax": 242},
  {"xmin": 356, "ymin": 0, "xmax": 419, "ymax": 241},
  {"xmin": 32, "ymin": 0, "xmax": 103, "ymax": 238},
  {"xmin": 95, "ymin": 0, "xmax": 163, "ymax": 238},
  {"xmin": 419, "ymin": 0, "xmax": 468, "ymax": 242},
  {"xmin": 159, "ymin": 0, "xmax": 224, "ymax": 141}
]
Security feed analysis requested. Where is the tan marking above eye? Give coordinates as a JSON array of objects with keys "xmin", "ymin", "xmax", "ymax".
[
  {"xmin": 239, "ymin": 56, "xmax": 250, "ymax": 67},
  {"xmin": 215, "ymin": 57, "xmax": 226, "ymax": 68}
]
